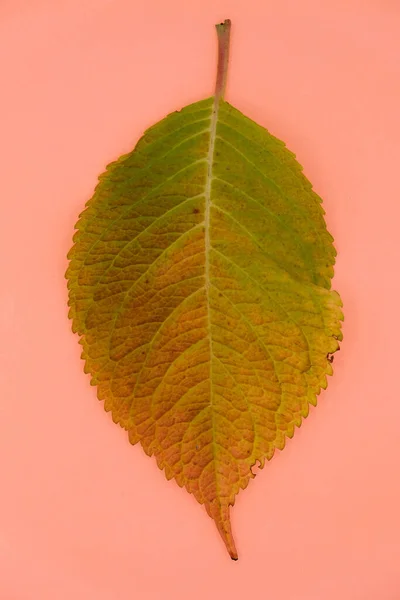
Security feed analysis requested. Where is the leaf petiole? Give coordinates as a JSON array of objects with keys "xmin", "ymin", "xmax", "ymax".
[{"xmin": 215, "ymin": 19, "xmax": 231, "ymax": 101}]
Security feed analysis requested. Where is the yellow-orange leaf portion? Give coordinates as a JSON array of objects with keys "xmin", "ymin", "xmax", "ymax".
[{"xmin": 66, "ymin": 20, "xmax": 343, "ymax": 559}]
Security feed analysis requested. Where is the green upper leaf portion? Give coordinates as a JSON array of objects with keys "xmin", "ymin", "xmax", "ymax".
[{"xmin": 66, "ymin": 96, "xmax": 343, "ymax": 559}]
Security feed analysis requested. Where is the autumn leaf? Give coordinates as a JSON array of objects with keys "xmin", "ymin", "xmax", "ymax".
[{"xmin": 66, "ymin": 19, "xmax": 343, "ymax": 560}]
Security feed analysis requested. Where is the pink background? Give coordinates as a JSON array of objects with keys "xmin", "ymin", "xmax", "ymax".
[{"xmin": 1, "ymin": 0, "xmax": 400, "ymax": 598}]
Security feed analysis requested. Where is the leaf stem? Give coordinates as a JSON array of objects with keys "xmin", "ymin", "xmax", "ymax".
[{"xmin": 214, "ymin": 19, "xmax": 231, "ymax": 101}]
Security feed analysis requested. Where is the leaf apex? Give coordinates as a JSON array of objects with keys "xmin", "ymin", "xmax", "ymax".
[{"xmin": 208, "ymin": 501, "xmax": 238, "ymax": 560}]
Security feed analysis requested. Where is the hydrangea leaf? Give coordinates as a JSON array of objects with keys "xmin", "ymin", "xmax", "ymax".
[{"xmin": 66, "ymin": 19, "xmax": 343, "ymax": 560}]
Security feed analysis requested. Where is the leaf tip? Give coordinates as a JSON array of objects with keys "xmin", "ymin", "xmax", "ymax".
[{"xmin": 208, "ymin": 501, "xmax": 238, "ymax": 560}]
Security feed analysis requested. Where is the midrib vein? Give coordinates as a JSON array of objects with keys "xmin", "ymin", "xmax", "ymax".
[
  {"xmin": 204, "ymin": 101, "xmax": 218, "ymax": 319},
  {"xmin": 204, "ymin": 98, "xmax": 219, "ymax": 488}
]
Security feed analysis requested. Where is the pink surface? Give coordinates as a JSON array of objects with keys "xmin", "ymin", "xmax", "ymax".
[{"xmin": 1, "ymin": 0, "xmax": 400, "ymax": 598}]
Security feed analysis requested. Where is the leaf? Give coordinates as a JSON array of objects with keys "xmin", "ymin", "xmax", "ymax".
[{"xmin": 66, "ymin": 19, "xmax": 343, "ymax": 560}]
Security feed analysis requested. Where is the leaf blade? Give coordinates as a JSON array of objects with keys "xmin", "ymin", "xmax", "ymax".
[{"xmin": 66, "ymin": 22, "xmax": 343, "ymax": 560}]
